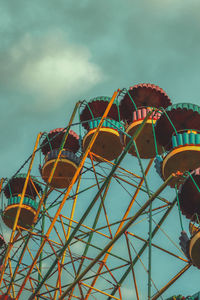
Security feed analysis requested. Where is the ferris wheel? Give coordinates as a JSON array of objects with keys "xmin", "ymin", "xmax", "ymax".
[{"xmin": 0, "ymin": 84, "xmax": 200, "ymax": 300}]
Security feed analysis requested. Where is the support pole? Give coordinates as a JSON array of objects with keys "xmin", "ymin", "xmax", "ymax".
[
  {"xmin": 38, "ymin": 198, "xmax": 46, "ymax": 283},
  {"xmin": 8, "ymin": 254, "xmax": 15, "ymax": 298},
  {"xmin": 0, "ymin": 178, "xmax": 4, "ymax": 194},
  {"xmin": 133, "ymin": 141, "xmax": 153, "ymax": 300},
  {"xmin": 125, "ymin": 232, "xmax": 139, "ymax": 300},
  {"xmin": 53, "ymin": 174, "xmax": 82, "ymax": 299}
]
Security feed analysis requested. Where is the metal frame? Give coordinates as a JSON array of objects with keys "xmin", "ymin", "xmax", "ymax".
[{"xmin": 0, "ymin": 90, "xmax": 192, "ymax": 300}]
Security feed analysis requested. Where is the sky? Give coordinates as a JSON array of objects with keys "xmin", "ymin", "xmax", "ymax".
[
  {"xmin": 1, "ymin": 0, "xmax": 200, "ymax": 299},
  {"xmin": 1, "ymin": 0, "xmax": 200, "ymax": 178}
]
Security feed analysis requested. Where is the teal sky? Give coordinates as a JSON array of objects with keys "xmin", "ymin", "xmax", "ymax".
[
  {"xmin": 0, "ymin": 0, "xmax": 200, "ymax": 299},
  {"xmin": 1, "ymin": 0, "xmax": 200, "ymax": 178}
]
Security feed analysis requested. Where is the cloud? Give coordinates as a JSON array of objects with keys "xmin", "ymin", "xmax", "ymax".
[{"xmin": 0, "ymin": 31, "xmax": 103, "ymax": 110}]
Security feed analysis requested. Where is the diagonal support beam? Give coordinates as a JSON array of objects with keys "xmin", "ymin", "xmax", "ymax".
[
  {"xmin": 152, "ymin": 263, "xmax": 191, "ymax": 300},
  {"xmin": 58, "ymin": 173, "xmax": 176, "ymax": 299},
  {"xmin": 107, "ymin": 199, "xmax": 177, "ymax": 299}
]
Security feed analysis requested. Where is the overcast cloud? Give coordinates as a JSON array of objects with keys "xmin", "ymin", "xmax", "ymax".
[
  {"xmin": 0, "ymin": 0, "xmax": 199, "ymax": 169},
  {"xmin": 0, "ymin": 0, "xmax": 200, "ymax": 172},
  {"xmin": 1, "ymin": 32, "xmax": 103, "ymax": 110}
]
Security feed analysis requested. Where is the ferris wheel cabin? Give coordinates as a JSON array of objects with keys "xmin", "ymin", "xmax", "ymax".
[
  {"xmin": 155, "ymin": 103, "xmax": 200, "ymax": 186},
  {"xmin": 120, "ymin": 83, "xmax": 171, "ymax": 158},
  {"xmin": 40, "ymin": 128, "xmax": 80, "ymax": 188},
  {"xmin": 2, "ymin": 174, "xmax": 42, "ymax": 230},
  {"xmin": 80, "ymin": 96, "xmax": 123, "ymax": 161}
]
